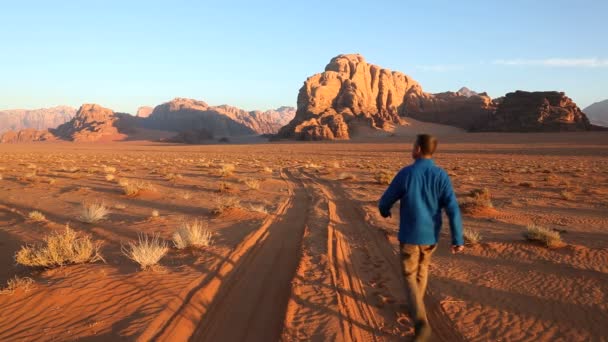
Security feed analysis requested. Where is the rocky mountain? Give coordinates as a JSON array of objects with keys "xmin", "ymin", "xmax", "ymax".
[
  {"xmin": 0, "ymin": 128, "xmax": 57, "ymax": 143},
  {"xmin": 49, "ymin": 104, "xmax": 129, "ymax": 142},
  {"xmin": 278, "ymin": 54, "xmax": 596, "ymax": 140},
  {"xmin": 583, "ymin": 99, "xmax": 608, "ymax": 127},
  {"xmin": 278, "ymin": 54, "xmax": 496, "ymax": 140},
  {"xmin": 0, "ymin": 106, "xmax": 76, "ymax": 134},
  {"xmin": 144, "ymin": 98, "xmax": 295, "ymax": 138},
  {"xmin": 475, "ymin": 91, "xmax": 592, "ymax": 132},
  {"xmin": 456, "ymin": 87, "xmax": 479, "ymax": 97},
  {"xmin": 136, "ymin": 106, "xmax": 154, "ymax": 118}
]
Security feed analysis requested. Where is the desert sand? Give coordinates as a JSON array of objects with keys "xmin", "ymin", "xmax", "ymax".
[{"xmin": 0, "ymin": 131, "xmax": 607, "ymax": 341}]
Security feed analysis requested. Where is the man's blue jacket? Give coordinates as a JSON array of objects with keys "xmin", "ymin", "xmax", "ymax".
[{"xmin": 378, "ymin": 158, "xmax": 464, "ymax": 246}]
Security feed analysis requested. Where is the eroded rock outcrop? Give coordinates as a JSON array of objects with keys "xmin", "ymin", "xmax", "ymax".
[
  {"xmin": 0, "ymin": 128, "xmax": 57, "ymax": 143},
  {"xmin": 145, "ymin": 98, "xmax": 295, "ymax": 137},
  {"xmin": 0, "ymin": 106, "xmax": 76, "ymax": 134},
  {"xmin": 52, "ymin": 104, "xmax": 127, "ymax": 142},
  {"xmin": 136, "ymin": 106, "xmax": 154, "ymax": 118},
  {"xmin": 476, "ymin": 91, "xmax": 592, "ymax": 132},
  {"xmin": 278, "ymin": 54, "xmax": 494, "ymax": 140}
]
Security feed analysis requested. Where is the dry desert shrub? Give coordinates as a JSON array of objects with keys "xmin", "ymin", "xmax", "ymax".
[
  {"xmin": 244, "ymin": 178, "xmax": 260, "ymax": 190},
  {"xmin": 164, "ymin": 173, "xmax": 183, "ymax": 181},
  {"xmin": 560, "ymin": 190, "xmax": 574, "ymax": 200},
  {"xmin": 463, "ymin": 228, "xmax": 482, "ymax": 244},
  {"xmin": 79, "ymin": 202, "xmax": 110, "ymax": 223},
  {"xmin": 337, "ymin": 172, "xmax": 357, "ymax": 181},
  {"xmin": 212, "ymin": 195, "xmax": 241, "ymax": 214},
  {"xmin": 172, "ymin": 219, "xmax": 213, "ymax": 249},
  {"xmin": 15, "ymin": 225, "xmax": 104, "ymax": 268},
  {"xmin": 151, "ymin": 209, "xmax": 160, "ymax": 218},
  {"xmin": 523, "ymin": 224, "xmax": 563, "ymax": 248},
  {"xmin": 105, "ymin": 174, "xmax": 115, "ymax": 182},
  {"xmin": 0, "ymin": 276, "xmax": 35, "ymax": 295},
  {"xmin": 103, "ymin": 166, "xmax": 116, "ymax": 174},
  {"xmin": 460, "ymin": 188, "xmax": 493, "ymax": 213},
  {"xmin": 117, "ymin": 178, "xmax": 130, "ymax": 187},
  {"xmin": 374, "ymin": 170, "xmax": 392, "ymax": 185},
  {"xmin": 122, "ymin": 181, "xmax": 154, "ymax": 196},
  {"xmin": 28, "ymin": 211, "xmax": 46, "ymax": 222},
  {"xmin": 122, "ymin": 233, "xmax": 168, "ymax": 270},
  {"xmin": 218, "ymin": 181, "xmax": 233, "ymax": 193},
  {"xmin": 263, "ymin": 167, "xmax": 273, "ymax": 174},
  {"xmin": 219, "ymin": 164, "xmax": 236, "ymax": 177},
  {"xmin": 248, "ymin": 203, "xmax": 269, "ymax": 214}
]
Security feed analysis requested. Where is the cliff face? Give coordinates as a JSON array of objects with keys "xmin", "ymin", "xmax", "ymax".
[
  {"xmin": 476, "ymin": 91, "xmax": 592, "ymax": 132},
  {"xmin": 278, "ymin": 54, "xmax": 596, "ymax": 139},
  {"xmin": 278, "ymin": 54, "xmax": 495, "ymax": 140},
  {"xmin": 0, "ymin": 106, "xmax": 76, "ymax": 134}
]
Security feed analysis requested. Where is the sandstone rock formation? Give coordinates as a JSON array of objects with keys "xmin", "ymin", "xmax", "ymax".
[
  {"xmin": 583, "ymin": 99, "xmax": 608, "ymax": 127},
  {"xmin": 136, "ymin": 106, "xmax": 154, "ymax": 118},
  {"xmin": 52, "ymin": 104, "xmax": 127, "ymax": 142},
  {"xmin": 0, "ymin": 106, "xmax": 76, "ymax": 134},
  {"xmin": 278, "ymin": 54, "xmax": 495, "ymax": 140},
  {"xmin": 278, "ymin": 54, "xmax": 596, "ymax": 139},
  {"xmin": 476, "ymin": 91, "xmax": 592, "ymax": 132},
  {"xmin": 0, "ymin": 128, "xmax": 57, "ymax": 143},
  {"xmin": 404, "ymin": 90, "xmax": 496, "ymax": 130},
  {"xmin": 145, "ymin": 98, "xmax": 295, "ymax": 137}
]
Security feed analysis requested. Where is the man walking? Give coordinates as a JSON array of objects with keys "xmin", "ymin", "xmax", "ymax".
[{"xmin": 378, "ymin": 134, "xmax": 464, "ymax": 341}]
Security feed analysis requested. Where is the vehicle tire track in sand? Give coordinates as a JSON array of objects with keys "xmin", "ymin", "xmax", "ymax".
[
  {"xmin": 298, "ymin": 172, "xmax": 409, "ymax": 341},
  {"xmin": 138, "ymin": 168, "xmax": 306, "ymax": 341},
  {"xmin": 304, "ymin": 170, "xmax": 465, "ymax": 342},
  {"xmin": 187, "ymin": 168, "xmax": 310, "ymax": 341}
]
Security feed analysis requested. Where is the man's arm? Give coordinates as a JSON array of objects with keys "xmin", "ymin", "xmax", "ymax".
[
  {"xmin": 440, "ymin": 172, "xmax": 464, "ymax": 247},
  {"xmin": 378, "ymin": 171, "xmax": 405, "ymax": 218}
]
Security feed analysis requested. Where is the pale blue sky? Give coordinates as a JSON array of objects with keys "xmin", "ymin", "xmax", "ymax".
[{"xmin": 1, "ymin": 0, "xmax": 606, "ymax": 113}]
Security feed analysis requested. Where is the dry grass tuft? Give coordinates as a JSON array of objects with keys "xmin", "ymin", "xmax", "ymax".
[
  {"xmin": 122, "ymin": 181, "xmax": 155, "ymax": 196},
  {"xmin": 105, "ymin": 174, "xmax": 115, "ymax": 182},
  {"xmin": 122, "ymin": 233, "xmax": 168, "ymax": 270},
  {"xmin": 263, "ymin": 167, "xmax": 273, "ymax": 174},
  {"xmin": 28, "ymin": 211, "xmax": 46, "ymax": 222},
  {"xmin": 79, "ymin": 202, "xmax": 110, "ymax": 223},
  {"xmin": 212, "ymin": 195, "xmax": 241, "ymax": 214},
  {"xmin": 0, "ymin": 276, "xmax": 35, "ymax": 295},
  {"xmin": 463, "ymin": 228, "xmax": 482, "ymax": 244},
  {"xmin": 219, "ymin": 164, "xmax": 236, "ymax": 177},
  {"xmin": 172, "ymin": 219, "xmax": 213, "ymax": 249},
  {"xmin": 337, "ymin": 172, "xmax": 357, "ymax": 181},
  {"xmin": 151, "ymin": 210, "xmax": 160, "ymax": 218},
  {"xmin": 560, "ymin": 190, "xmax": 574, "ymax": 200},
  {"xmin": 460, "ymin": 188, "xmax": 493, "ymax": 214},
  {"xmin": 248, "ymin": 203, "xmax": 269, "ymax": 214},
  {"xmin": 523, "ymin": 224, "xmax": 563, "ymax": 248},
  {"xmin": 244, "ymin": 178, "xmax": 261, "ymax": 190},
  {"xmin": 374, "ymin": 170, "xmax": 392, "ymax": 185},
  {"xmin": 15, "ymin": 225, "xmax": 104, "ymax": 268}
]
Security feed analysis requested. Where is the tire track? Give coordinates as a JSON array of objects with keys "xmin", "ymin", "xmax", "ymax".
[
  {"xmin": 303, "ymin": 170, "xmax": 465, "ymax": 342},
  {"xmin": 298, "ymin": 172, "xmax": 410, "ymax": 341},
  {"xmin": 188, "ymin": 168, "xmax": 310, "ymax": 341},
  {"xmin": 138, "ymin": 168, "xmax": 305, "ymax": 341}
]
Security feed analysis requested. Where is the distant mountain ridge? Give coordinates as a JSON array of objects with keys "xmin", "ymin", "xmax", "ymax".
[
  {"xmin": 0, "ymin": 100, "xmax": 295, "ymax": 143},
  {"xmin": 583, "ymin": 99, "xmax": 608, "ymax": 127},
  {"xmin": 0, "ymin": 106, "xmax": 76, "ymax": 134}
]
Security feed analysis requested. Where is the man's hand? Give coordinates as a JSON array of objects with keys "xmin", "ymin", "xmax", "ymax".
[
  {"xmin": 380, "ymin": 210, "xmax": 392, "ymax": 218},
  {"xmin": 451, "ymin": 245, "xmax": 465, "ymax": 254}
]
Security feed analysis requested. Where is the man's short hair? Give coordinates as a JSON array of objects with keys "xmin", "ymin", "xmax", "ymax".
[{"xmin": 416, "ymin": 134, "xmax": 438, "ymax": 156}]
